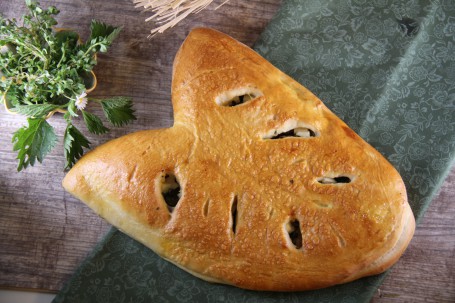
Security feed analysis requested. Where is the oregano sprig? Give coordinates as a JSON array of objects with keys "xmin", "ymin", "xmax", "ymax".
[{"xmin": 1, "ymin": 1, "xmax": 136, "ymax": 171}]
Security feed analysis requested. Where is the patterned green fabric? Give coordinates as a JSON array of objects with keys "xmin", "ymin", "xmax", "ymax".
[
  {"xmin": 54, "ymin": 0, "xmax": 455, "ymax": 302},
  {"xmin": 255, "ymin": 0, "xmax": 455, "ymax": 221}
]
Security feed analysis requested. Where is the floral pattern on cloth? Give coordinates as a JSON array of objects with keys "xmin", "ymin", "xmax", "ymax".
[
  {"xmin": 54, "ymin": 0, "xmax": 455, "ymax": 302},
  {"xmin": 255, "ymin": 0, "xmax": 455, "ymax": 220},
  {"xmin": 54, "ymin": 228, "xmax": 381, "ymax": 303}
]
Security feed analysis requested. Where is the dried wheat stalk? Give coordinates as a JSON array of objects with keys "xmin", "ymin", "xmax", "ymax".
[{"xmin": 134, "ymin": 0, "xmax": 230, "ymax": 36}]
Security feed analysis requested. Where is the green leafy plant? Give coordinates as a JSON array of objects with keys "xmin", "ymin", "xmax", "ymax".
[{"xmin": 1, "ymin": 0, "xmax": 136, "ymax": 171}]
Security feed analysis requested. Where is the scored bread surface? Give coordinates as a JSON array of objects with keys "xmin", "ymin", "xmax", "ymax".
[{"xmin": 63, "ymin": 28, "xmax": 415, "ymax": 291}]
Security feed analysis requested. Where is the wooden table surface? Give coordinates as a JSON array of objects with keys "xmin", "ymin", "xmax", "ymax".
[{"xmin": 0, "ymin": 0, "xmax": 454, "ymax": 302}]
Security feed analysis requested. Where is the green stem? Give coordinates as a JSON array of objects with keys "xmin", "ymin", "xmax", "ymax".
[
  {"xmin": 56, "ymin": 45, "xmax": 66, "ymax": 68},
  {"xmin": 8, "ymin": 37, "xmax": 47, "ymax": 63},
  {"xmin": 82, "ymin": 42, "xmax": 103, "ymax": 57}
]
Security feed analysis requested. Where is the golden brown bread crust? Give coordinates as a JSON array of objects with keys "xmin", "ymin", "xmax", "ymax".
[{"xmin": 63, "ymin": 28, "xmax": 415, "ymax": 291}]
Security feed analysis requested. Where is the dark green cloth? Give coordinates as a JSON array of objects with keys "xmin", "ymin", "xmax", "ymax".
[{"xmin": 54, "ymin": 0, "xmax": 455, "ymax": 302}]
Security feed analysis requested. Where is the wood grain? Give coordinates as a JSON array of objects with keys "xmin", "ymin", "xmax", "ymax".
[{"xmin": 0, "ymin": 0, "xmax": 453, "ymax": 302}]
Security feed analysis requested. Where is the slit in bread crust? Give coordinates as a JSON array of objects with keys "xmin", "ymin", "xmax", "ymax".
[
  {"xmin": 285, "ymin": 218, "xmax": 303, "ymax": 249},
  {"xmin": 215, "ymin": 87, "xmax": 263, "ymax": 107},
  {"xmin": 159, "ymin": 171, "xmax": 181, "ymax": 212},
  {"xmin": 263, "ymin": 119, "xmax": 318, "ymax": 140}
]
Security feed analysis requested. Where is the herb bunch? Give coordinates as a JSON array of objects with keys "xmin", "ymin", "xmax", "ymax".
[{"xmin": 0, "ymin": 0, "xmax": 136, "ymax": 171}]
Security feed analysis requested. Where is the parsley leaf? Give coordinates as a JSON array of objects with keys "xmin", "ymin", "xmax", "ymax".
[
  {"xmin": 89, "ymin": 20, "xmax": 122, "ymax": 48},
  {"xmin": 101, "ymin": 96, "xmax": 136, "ymax": 127},
  {"xmin": 54, "ymin": 29, "xmax": 79, "ymax": 52},
  {"xmin": 10, "ymin": 104, "xmax": 60, "ymax": 118},
  {"xmin": 64, "ymin": 124, "xmax": 90, "ymax": 170},
  {"xmin": 12, "ymin": 118, "xmax": 57, "ymax": 171},
  {"xmin": 82, "ymin": 110, "xmax": 109, "ymax": 135}
]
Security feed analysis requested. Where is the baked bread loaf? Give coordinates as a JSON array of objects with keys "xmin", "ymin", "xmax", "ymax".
[{"xmin": 63, "ymin": 28, "xmax": 415, "ymax": 291}]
